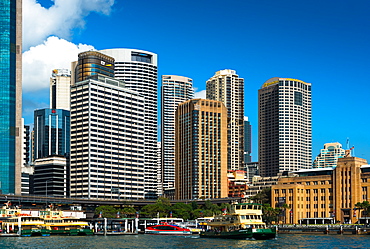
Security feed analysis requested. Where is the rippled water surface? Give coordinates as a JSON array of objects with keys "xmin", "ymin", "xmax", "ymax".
[{"xmin": 0, "ymin": 234, "xmax": 369, "ymax": 248}]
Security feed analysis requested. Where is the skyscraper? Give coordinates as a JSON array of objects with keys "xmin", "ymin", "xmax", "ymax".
[
  {"xmin": 258, "ymin": 77, "xmax": 312, "ymax": 177},
  {"xmin": 244, "ymin": 116, "xmax": 252, "ymax": 163},
  {"xmin": 0, "ymin": 0, "xmax": 22, "ymax": 194},
  {"xmin": 175, "ymin": 99, "xmax": 228, "ymax": 200},
  {"xmin": 206, "ymin": 69, "xmax": 244, "ymax": 170},
  {"xmin": 70, "ymin": 75, "xmax": 145, "ymax": 199},
  {"xmin": 50, "ymin": 69, "xmax": 71, "ymax": 110},
  {"xmin": 313, "ymin": 142, "xmax": 346, "ymax": 168},
  {"xmin": 99, "ymin": 48, "xmax": 158, "ymax": 199},
  {"xmin": 161, "ymin": 75, "xmax": 194, "ymax": 191},
  {"xmin": 33, "ymin": 109, "xmax": 70, "ymax": 160}
]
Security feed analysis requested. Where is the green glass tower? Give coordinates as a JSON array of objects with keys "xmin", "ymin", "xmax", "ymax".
[{"xmin": 0, "ymin": 0, "xmax": 22, "ymax": 194}]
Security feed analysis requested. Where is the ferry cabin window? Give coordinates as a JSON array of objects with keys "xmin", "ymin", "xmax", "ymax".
[
  {"xmin": 242, "ymin": 205, "xmax": 247, "ymax": 210},
  {"xmin": 236, "ymin": 205, "xmax": 241, "ymax": 210}
]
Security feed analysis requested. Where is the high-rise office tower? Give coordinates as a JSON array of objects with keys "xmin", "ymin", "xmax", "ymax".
[
  {"xmin": 33, "ymin": 109, "xmax": 71, "ymax": 160},
  {"xmin": 99, "ymin": 48, "xmax": 158, "ymax": 199},
  {"xmin": 244, "ymin": 116, "xmax": 252, "ymax": 163},
  {"xmin": 70, "ymin": 75, "xmax": 145, "ymax": 199},
  {"xmin": 175, "ymin": 99, "xmax": 228, "ymax": 200},
  {"xmin": 161, "ymin": 75, "xmax": 194, "ymax": 191},
  {"xmin": 0, "ymin": 0, "xmax": 22, "ymax": 194},
  {"xmin": 313, "ymin": 142, "xmax": 346, "ymax": 168},
  {"xmin": 74, "ymin": 51, "xmax": 115, "ymax": 83},
  {"xmin": 50, "ymin": 69, "xmax": 71, "ymax": 110},
  {"xmin": 33, "ymin": 156, "xmax": 68, "ymax": 197},
  {"xmin": 206, "ymin": 69, "xmax": 244, "ymax": 171},
  {"xmin": 258, "ymin": 77, "xmax": 312, "ymax": 177}
]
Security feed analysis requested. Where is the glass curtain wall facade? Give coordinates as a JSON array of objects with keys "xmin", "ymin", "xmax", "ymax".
[
  {"xmin": 244, "ymin": 116, "xmax": 252, "ymax": 163},
  {"xmin": 0, "ymin": 0, "xmax": 22, "ymax": 194},
  {"xmin": 99, "ymin": 48, "xmax": 158, "ymax": 199},
  {"xmin": 33, "ymin": 109, "xmax": 71, "ymax": 160},
  {"xmin": 76, "ymin": 51, "xmax": 115, "ymax": 82},
  {"xmin": 161, "ymin": 75, "xmax": 194, "ymax": 191},
  {"xmin": 258, "ymin": 77, "xmax": 312, "ymax": 177}
]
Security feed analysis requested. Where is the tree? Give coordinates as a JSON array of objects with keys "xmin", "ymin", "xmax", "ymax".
[
  {"xmin": 140, "ymin": 197, "xmax": 172, "ymax": 218},
  {"xmin": 172, "ymin": 203, "xmax": 192, "ymax": 220},
  {"xmin": 355, "ymin": 201, "xmax": 370, "ymax": 217},
  {"xmin": 251, "ymin": 188, "xmax": 271, "ymax": 204},
  {"xmin": 95, "ymin": 205, "xmax": 118, "ymax": 218},
  {"xmin": 262, "ymin": 204, "xmax": 282, "ymax": 224}
]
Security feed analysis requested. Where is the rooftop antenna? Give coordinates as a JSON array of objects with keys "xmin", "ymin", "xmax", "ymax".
[{"xmin": 346, "ymin": 138, "xmax": 350, "ymax": 150}]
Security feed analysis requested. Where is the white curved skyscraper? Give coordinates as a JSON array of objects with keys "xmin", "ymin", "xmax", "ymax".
[{"xmin": 100, "ymin": 48, "xmax": 158, "ymax": 199}]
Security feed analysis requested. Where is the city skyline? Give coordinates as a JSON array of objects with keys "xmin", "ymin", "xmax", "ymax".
[{"xmin": 22, "ymin": 0, "xmax": 370, "ymax": 161}]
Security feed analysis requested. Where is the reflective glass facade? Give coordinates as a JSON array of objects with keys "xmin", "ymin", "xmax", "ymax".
[
  {"xmin": 33, "ymin": 109, "xmax": 70, "ymax": 160},
  {"xmin": 0, "ymin": 0, "xmax": 17, "ymax": 194},
  {"xmin": 77, "ymin": 51, "xmax": 115, "ymax": 82}
]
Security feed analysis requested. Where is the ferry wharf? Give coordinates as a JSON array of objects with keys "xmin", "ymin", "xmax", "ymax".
[{"xmin": 277, "ymin": 224, "xmax": 370, "ymax": 235}]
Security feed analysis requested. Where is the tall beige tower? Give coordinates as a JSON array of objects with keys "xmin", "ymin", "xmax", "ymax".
[
  {"xmin": 258, "ymin": 77, "xmax": 312, "ymax": 177},
  {"xmin": 14, "ymin": 0, "xmax": 23, "ymax": 195},
  {"xmin": 50, "ymin": 69, "xmax": 71, "ymax": 110},
  {"xmin": 175, "ymin": 99, "xmax": 228, "ymax": 200},
  {"xmin": 206, "ymin": 69, "xmax": 244, "ymax": 171}
]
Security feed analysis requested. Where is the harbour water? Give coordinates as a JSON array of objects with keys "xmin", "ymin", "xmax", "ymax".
[{"xmin": 0, "ymin": 234, "xmax": 368, "ymax": 249}]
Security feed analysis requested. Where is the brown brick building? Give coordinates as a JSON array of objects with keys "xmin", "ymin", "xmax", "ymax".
[
  {"xmin": 175, "ymin": 99, "xmax": 228, "ymax": 200},
  {"xmin": 272, "ymin": 157, "xmax": 369, "ymax": 224}
]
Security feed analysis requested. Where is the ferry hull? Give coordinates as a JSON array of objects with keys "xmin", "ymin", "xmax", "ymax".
[
  {"xmin": 200, "ymin": 228, "xmax": 276, "ymax": 240},
  {"xmin": 21, "ymin": 229, "xmax": 51, "ymax": 237},
  {"xmin": 252, "ymin": 228, "xmax": 276, "ymax": 240},
  {"xmin": 200, "ymin": 229, "xmax": 253, "ymax": 239}
]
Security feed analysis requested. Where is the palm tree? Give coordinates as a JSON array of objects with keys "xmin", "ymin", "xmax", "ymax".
[{"xmin": 355, "ymin": 201, "xmax": 370, "ymax": 217}]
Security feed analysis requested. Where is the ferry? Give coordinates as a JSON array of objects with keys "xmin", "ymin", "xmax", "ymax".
[
  {"xmin": 41, "ymin": 210, "xmax": 93, "ymax": 236},
  {"xmin": 199, "ymin": 202, "xmax": 276, "ymax": 240},
  {"xmin": 2, "ymin": 216, "xmax": 50, "ymax": 236},
  {"xmin": 145, "ymin": 224, "xmax": 192, "ymax": 235}
]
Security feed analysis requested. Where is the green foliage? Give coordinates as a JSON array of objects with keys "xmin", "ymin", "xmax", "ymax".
[
  {"xmin": 172, "ymin": 203, "xmax": 192, "ymax": 220},
  {"xmin": 355, "ymin": 201, "xmax": 370, "ymax": 216},
  {"xmin": 139, "ymin": 198, "xmax": 231, "ymax": 220},
  {"xmin": 262, "ymin": 203, "xmax": 286, "ymax": 224},
  {"xmin": 140, "ymin": 197, "xmax": 172, "ymax": 218},
  {"xmin": 250, "ymin": 188, "xmax": 271, "ymax": 204},
  {"xmin": 95, "ymin": 205, "xmax": 119, "ymax": 218}
]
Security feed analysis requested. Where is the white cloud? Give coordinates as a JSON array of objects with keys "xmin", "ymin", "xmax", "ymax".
[
  {"xmin": 23, "ymin": 36, "xmax": 94, "ymax": 92},
  {"xmin": 194, "ymin": 89, "xmax": 206, "ymax": 99},
  {"xmin": 23, "ymin": 0, "xmax": 115, "ymax": 50}
]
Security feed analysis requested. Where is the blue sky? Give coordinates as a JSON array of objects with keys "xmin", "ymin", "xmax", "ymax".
[{"xmin": 26, "ymin": 0, "xmax": 370, "ymax": 161}]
